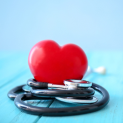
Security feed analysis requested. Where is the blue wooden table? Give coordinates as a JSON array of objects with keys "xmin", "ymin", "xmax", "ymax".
[{"xmin": 0, "ymin": 51, "xmax": 123, "ymax": 123}]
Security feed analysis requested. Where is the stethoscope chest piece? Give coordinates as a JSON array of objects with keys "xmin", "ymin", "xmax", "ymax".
[
  {"xmin": 64, "ymin": 79, "xmax": 92, "ymax": 88},
  {"xmin": 55, "ymin": 79, "xmax": 97, "ymax": 104}
]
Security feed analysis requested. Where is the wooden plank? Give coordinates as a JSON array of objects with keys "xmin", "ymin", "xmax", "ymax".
[
  {"xmin": 0, "ymin": 71, "xmax": 53, "ymax": 123},
  {"xmin": 37, "ymin": 51, "xmax": 123, "ymax": 123},
  {"xmin": 0, "ymin": 52, "xmax": 54, "ymax": 123}
]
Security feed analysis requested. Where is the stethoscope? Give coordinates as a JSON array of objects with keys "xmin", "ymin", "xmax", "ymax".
[{"xmin": 8, "ymin": 66, "xmax": 109, "ymax": 116}]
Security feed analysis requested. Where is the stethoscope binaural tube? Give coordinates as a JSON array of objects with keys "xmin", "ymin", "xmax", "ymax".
[
  {"xmin": 14, "ymin": 83, "xmax": 109, "ymax": 116},
  {"xmin": 7, "ymin": 85, "xmax": 26, "ymax": 100},
  {"xmin": 30, "ymin": 87, "xmax": 95, "ymax": 97},
  {"xmin": 7, "ymin": 84, "xmax": 95, "ymax": 100}
]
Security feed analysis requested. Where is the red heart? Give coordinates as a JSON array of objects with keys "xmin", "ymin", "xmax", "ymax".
[{"xmin": 28, "ymin": 40, "xmax": 88, "ymax": 85}]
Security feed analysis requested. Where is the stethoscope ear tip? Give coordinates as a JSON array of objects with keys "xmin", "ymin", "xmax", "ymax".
[{"xmin": 94, "ymin": 66, "xmax": 106, "ymax": 75}]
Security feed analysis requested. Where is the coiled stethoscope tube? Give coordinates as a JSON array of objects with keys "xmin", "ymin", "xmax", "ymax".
[
  {"xmin": 7, "ymin": 66, "xmax": 109, "ymax": 116},
  {"xmin": 13, "ymin": 83, "xmax": 109, "ymax": 116},
  {"xmin": 7, "ymin": 83, "xmax": 95, "ymax": 99},
  {"xmin": 30, "ymin": 87, "xmax": 94, "ymax": 98}
]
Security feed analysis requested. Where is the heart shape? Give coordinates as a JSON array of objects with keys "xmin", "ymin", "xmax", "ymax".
[{"xmin": 28, "ymin": 40, "xmax": 88, "ymax": 85}]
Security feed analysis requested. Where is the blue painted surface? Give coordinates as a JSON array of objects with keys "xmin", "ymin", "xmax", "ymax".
[
  {"xmin": 0, "ymin": 0, "xmax": 123, "ymax": 50},
  {"xmin": 0, "ymin": 51, "xmax": 123, "ymax": 123}
]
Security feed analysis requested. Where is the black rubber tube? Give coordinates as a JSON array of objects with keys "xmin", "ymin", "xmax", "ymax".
[
  {"xmin": 14, "ymin": 83, "xmax": 110, "ymax": 116},
  {"xmin": 7, "ymin": 84, "xmax": 26, "ymax": 100},
  {"xmin": 31, "ymin": 87, "xmax": 95, "ymax": 97},
  {"xmin": 27, "ymin": 79, "xmax": 48, "ymax": 89}
]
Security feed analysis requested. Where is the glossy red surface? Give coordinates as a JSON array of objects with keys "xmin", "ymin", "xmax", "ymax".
[{"xmin": 28, "ymin": 40, "xmax": 88, "ymax": 85}]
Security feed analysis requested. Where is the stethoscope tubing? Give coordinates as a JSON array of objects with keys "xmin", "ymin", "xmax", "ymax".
[
  {"xmin": 7, "ymin": 84, "xmax": 26, "ymax": 100},
  {"xmin": 8, "ymin": 85, "xmax": 95, "ymax": 100},
  {"xmin": 14, "ymin": 83, "xmax": 109, "ymax": 116},
  {"xmin": 31, "ymin": 87, "xmax": 95, "ymax": 97}
]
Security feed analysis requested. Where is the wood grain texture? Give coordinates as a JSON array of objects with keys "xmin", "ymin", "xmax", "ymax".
[
  {"xmin": 0, "ymin": 51, "xmax": 123, "ymax": 123},
  {"xmin": 0, "ymin": 52, "xmax": 53, "ymax": 123}
]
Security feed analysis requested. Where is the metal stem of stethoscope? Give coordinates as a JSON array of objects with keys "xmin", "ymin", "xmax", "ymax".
[
  {"xmin": 23, "ymin": 66, "xmax": 106, "ymax": 92},
  {"xmin": 27, "ymin": 79, "xmax": 92, "ymax": 90}
]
